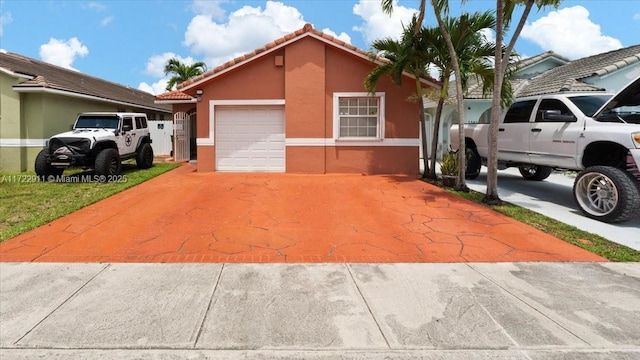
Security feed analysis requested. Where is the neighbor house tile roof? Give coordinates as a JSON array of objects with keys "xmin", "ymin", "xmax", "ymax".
[
  {"xmin": 0, "ymin": 51, "xmax": 171, "ymax": 113},
  {"xmin": 168, "ymin": 23, "xmax": 439, "ymax": 94},
  {"xmin": 448, "ymin": 51, "xmax": 566, "ymax": 100},
  {"xmin": 517, "ymin": 45, "xmax": 640, "ymax": 97},
  {"xmin": 155, "ymin": 90, "xmax": 195, "ymax": 101},
  {"xmin": 515, "ymin": 50, "xmax": 569, "ymax": 76}
]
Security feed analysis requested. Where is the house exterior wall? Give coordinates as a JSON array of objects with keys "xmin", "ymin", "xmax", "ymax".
[
  {"xmin": 193, "ymin": 36, "xmax": 421, "ymax": 175},
  {"xmin": 195, "ymin": 51, "xmax": 286, "ymax": 172},
  {"xmin": 285, "ymin": 37, "xmax": 327, "ymax": 173},
  {"xmin": 0, "ymin": 72, "xmax": 22, "ymax": 171}
]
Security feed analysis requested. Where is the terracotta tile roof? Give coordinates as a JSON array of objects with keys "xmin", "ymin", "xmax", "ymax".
[
  {"xmin": 517, "ymin": 44, "xmax": 640, "ymax": 97},
  {"xmin": 172, "ymin": 23, "xmax": 439, "ymax": 92},
  {"xmin": 0, "ymin": 51, "xmax": 171, "ymax": 113},
  {"xmin": 155, "ymin": 90, "xmax": 194, "ymax": 101}
]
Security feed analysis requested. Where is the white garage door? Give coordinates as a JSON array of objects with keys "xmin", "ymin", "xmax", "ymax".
[{"xmin": 216, "ymin": 107, "xmax": 285, "ymax": 172}]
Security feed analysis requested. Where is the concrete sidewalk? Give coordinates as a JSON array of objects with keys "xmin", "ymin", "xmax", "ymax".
[{"xmin": 2, "ymin": 262, "xmax": 639, "ymax": 359}]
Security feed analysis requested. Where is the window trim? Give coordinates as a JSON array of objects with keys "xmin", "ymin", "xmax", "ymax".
[{"xmin": 333, "ymin": 92, "xmax": 385, "ymax": 141}]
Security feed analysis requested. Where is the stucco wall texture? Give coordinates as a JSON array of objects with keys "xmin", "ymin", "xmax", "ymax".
[{"xmin": 195, "ymin": 36, "xmax": 422, "ymax": 175}]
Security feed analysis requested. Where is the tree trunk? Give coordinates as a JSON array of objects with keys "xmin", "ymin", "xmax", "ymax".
[
  {"xmin": 484, "ymin": 0, "xmax": 536, "ymax": 204},
  {"xmin": 416, "ymin": 80, "xmax": 430, "ymax": 178},
  {"xmin": 428, "ymin": 97, "xmax": 444, "ymax": 179}
]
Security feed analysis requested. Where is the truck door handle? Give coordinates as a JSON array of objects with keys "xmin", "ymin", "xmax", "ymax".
[
  {"xmin": 531, "ymin": 128, "xmax": 542, "ymax": 132},
  {"xmin": 498, "ymin": 128, "xmax": 505, "ymax": 132}
]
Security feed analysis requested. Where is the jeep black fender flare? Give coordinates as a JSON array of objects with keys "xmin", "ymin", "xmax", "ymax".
[
  {"xmin": 135, "ymin": 135, "xmax": 152, "ymax": 151},
  {"xmin": 91, "ymin": 140, "xmax": 119, "ymax": 156}
]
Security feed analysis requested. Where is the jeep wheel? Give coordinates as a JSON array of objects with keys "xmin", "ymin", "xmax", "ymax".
[
  {"xmin": 95, "ymin": 148, "xmax": 121, "ymax": 178},
  {"xmin": 518, "ymin": 165, "xmax": 552, "ymax": 181},
  {"xmin": 34, "ymin": 149, "xmax": 63, "ymax": 181},
  {"xmin": 573, "ymin": 166, "xmax": 640, "ymax": 223},
  {"xmin": 136, "ymin": 143, "xmax": 154, "ymax": 169},
  {"xmin": 465, "ymin": 146, "xmax": 481, "ymax": 179}
]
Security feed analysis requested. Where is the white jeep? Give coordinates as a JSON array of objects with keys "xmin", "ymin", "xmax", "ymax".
[
  {"xmin": 35, "ymin": 112, "xmax": 154, "ymax": 181},
  {"xmin": 451, "ymin": 76, "xmax": 640, "ymax": 223}
]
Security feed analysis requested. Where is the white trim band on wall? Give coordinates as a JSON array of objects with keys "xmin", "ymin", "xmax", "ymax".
[
  {"xmin": 286, "ymin": 138, "xmax": 419, "ymax": 147},
  {"xmin": 0, "ymin": 139, "xmax": 46, "ymax": 147},
  {"xmin": 196, "ymin": 137, "xmax": 420, "ymax": 147}
]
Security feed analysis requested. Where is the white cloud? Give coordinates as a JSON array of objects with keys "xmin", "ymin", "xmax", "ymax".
[
  {"xmin": 39, "ymin": 37, "xmax": 89, "ymax": 70},
  {"xmin": 144, "ymin": 52, "xmax": 201, "ymax": 78},
  {"xmin": 521, "ymin": 5, "xmax": 622, "ymax": 59},
  {"xmin": 352, "ymin": 0, "xmax": 417, "ymax": 45},
  {"xmin": 191, "ymin": 0, "xmax": 229, "ymax": 21},
  {"xmin": 138, "ymin": 79, "xmax": 169, "ymax": 95},
  {"xmin": 634, "ymin": 13, "xmax": 640, "ymax": 21},
  {"xmin": 85, "ymin": 2, "xmax": 106, "ymax": 12},
  {"xmin": 321, "ymin": 28, "xmax": 351, "ymax": 44},
  {"xmin": 100, "ymin": 16, "xmax": 113, "ymax": 26},
  {"xmin": 479, "ymin": 28, "xmax": 495, "ymax": 45},
  {"xmin": 183, "ymin": 1, "xmax": 311, "ymax": 67},
  {"xmin": 0, "ymin": 11, "xmax": 12, "ymax": 36}
]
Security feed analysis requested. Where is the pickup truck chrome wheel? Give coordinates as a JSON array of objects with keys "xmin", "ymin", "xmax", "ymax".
[{"xmin": 573, "ymin": 166, "xmax": 640, "ymax": 223}]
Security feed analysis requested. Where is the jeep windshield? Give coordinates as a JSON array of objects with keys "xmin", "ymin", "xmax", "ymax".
[{"xmin": 75, "ymin": 115, "xmax": 119, "ymax": 129}]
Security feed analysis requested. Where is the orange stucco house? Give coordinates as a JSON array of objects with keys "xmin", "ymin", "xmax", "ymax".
[{"xmin": 156, "ymin": 24, "xmax": 439, "ymax": 174}]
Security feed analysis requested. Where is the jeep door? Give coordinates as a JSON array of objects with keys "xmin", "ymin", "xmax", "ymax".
[
  {"xmin": 528, "ymin": 98, "xmax": 580, "ymax": 168},
  {"xmin": 498, "ymin": 100, "xmax": 536, "ymax": 163},
  {"xmin": 118, "ymin": 116, "xmax": 138, "ymax": 156}
]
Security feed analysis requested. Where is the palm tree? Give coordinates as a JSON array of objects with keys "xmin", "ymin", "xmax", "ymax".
[
  {"xmin": 365, "ymin": 16, "xmax": 434, "ymax": 177},
  {"xmin": 163, "ymin": 58, "xmax": 207, "ymax": 91},
  {"xmin": 421, "ymin": 11, "xmax": 499, "ymax": 181},
  {"xmin": 483, "ymin": 0, "xmax": 562, "ymax": 204}
]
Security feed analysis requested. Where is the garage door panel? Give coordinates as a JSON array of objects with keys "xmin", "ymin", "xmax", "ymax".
[{"xmin": 216, "ymin": 107, "xmax": 285, "ymax": 172}]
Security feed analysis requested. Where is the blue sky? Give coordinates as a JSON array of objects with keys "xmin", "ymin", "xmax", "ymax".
[{"xmin": 1, "ymin": 0, "xmax": 638, "ymax": 95}]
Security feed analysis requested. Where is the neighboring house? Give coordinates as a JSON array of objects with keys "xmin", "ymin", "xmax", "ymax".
[
  {"xmin": 156, "ymin": 23, "xmax": 439, "ymax": 174},
  {"xmin": 434, "ymin": 45, "xmax": 640, "ymax": 157},
  {"xmin": 0, "ymin": 52, "xmax": 172, "ymax": 172}
]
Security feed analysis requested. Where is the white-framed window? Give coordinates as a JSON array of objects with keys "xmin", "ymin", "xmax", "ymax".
[{"xmin": 333, "ymin": 92, "xmax": 385, "ymax": 140}]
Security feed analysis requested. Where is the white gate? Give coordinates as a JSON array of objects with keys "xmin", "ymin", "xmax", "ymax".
[
  {"xmin": 148, "ymin": 120, "xmax": 173, "ymax": 156},
  {"xmin": 173, "ymin": 112, "xmax": 190, "ymax": 162}
]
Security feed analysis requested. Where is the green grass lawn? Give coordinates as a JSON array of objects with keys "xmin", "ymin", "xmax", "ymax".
[
  {"xmin": 0, "ymin": 162, "xmax": 180, "ymax": 242},
  {"xmin": 449, "ymin": 189, "xmax": 640, "ymax": 262}
]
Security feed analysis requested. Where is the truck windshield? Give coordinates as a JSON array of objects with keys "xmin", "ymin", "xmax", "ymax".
[
  {"xmin": 568, "ymin": 95, "xmax": 611, "ymax": 117},
  {"xmin": 75, "ymin": 115, "xmax": 119, "ymax": 129}
]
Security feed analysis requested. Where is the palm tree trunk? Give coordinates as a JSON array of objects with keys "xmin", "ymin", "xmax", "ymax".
[
  {"xmin": 416, "ymin": 80, "xmax": 430, "ymax": 177},
  {"xmin": 428, "ymin": 97, "xmax": 444, "ymax": 179}
]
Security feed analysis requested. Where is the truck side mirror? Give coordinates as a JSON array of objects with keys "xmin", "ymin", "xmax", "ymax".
[
  {"xmin": 122, "ymin": 124, "xmax": 133, "ymax": 132},
  {"xmin": 542, "ymin": 110, "xmax": 576, "ymax": 122}
]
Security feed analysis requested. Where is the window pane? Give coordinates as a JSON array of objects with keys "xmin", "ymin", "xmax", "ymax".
[{"xmin": 337, "ymin": 96, "xmax": 380, "ymax": 138}]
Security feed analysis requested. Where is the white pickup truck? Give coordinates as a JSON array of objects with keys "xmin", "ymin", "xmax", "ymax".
[{"xmin": 451, "ymin": 76, "xmax": 640, "ymax": 223}]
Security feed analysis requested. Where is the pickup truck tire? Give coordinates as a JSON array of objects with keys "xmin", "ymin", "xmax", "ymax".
[
  {"xmin": 573, "ymin": 165, "xmax": 640, "ymax": 223},
  {"xmin": 136, "ymin": 142, "xmax": 154, "ymax": 169},
  {"xmin": 518, "ymin": 165, "xmax": 552, "ymax": 181},
  {"xmin": 465, "ymin": 147, "xmax": 481, "ymax": 179},
  {"xmin": 95, "ymin": 148, "xmax": 121, "ymax": 178},
  {"xmin": 35, "ymin": 149, "xmax": 63, "ymax": 181}
]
